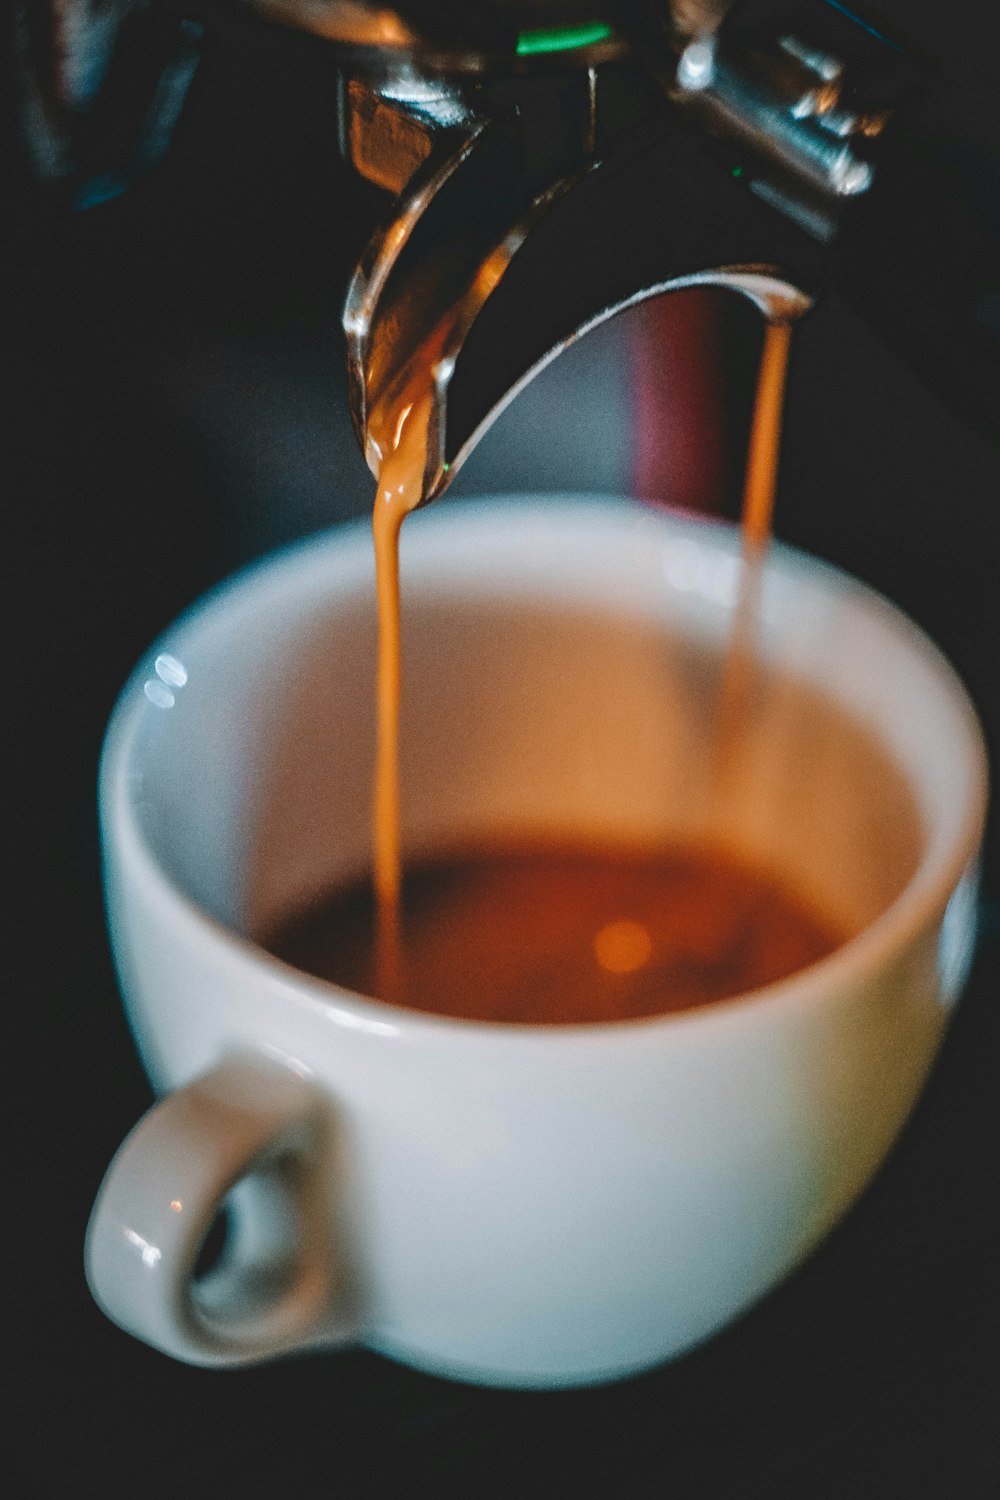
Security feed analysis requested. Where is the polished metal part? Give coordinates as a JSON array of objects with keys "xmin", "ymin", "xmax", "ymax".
[
  {"xmin": 669, "ymin": 26, "xmax": 883, "ymax": 240},
  {"xmin": 333, "ymin": 1, "xmax": 909, "ymax": 496},
  {"xmin": 448, "ymin": 267, "xmax": 812, "ymax": 489},
  {"xmin": 342, "ymin": 63, "xmax": 612, "ymax": 497},
  {"xmin": 8, "ymin": 2, "xmax": 919, "ymax": 500}
]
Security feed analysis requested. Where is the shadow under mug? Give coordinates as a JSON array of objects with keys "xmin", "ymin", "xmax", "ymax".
[{"xmin": 85, "ymin": 496, "xmax": 987, "ymax": 1387}]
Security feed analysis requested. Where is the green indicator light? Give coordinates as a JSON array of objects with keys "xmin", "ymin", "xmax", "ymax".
[
  {"xmin": 731, "ymin": 165, "xmax": 744, "ymax": 178},
  {"xmin": 442, "ymin": 462, "xmax": 451, "ymax": 473},
  {"xmin": 516, "ymin": 22, "xmax": 614, "ymax": 56}
]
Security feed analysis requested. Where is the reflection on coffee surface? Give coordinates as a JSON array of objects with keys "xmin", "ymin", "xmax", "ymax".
[{"xmin": 264, "ymin": 843, "xmax": 843, "ymax": 1024}]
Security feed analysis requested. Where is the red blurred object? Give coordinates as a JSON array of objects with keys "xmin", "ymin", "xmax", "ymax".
[{"xmin": 629, "ymin": 289, "xmax": 727, "ymax": 516}]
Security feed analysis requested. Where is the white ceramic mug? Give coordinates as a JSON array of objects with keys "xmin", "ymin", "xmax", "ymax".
[{"xmin": 85, "ymin": 496, "xmax": 987, "ymax": 1387}]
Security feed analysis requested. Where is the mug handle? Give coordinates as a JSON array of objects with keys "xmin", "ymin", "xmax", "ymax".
[{"xmin": 84, "ymin": 1053, "xmax": 355, "ymax": 1367}]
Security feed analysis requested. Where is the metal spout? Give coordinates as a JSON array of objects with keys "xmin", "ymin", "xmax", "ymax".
[
  {"xmin": 341, "ymin": 1, "xmax": 913, "ymax": 499},
  {"xmin": 344, "ymin": 101, "xmax": 825, "ymax": 501},
  {"xmin": 10, "ymin": 2, "xmax": 913, "ymax": 502}
]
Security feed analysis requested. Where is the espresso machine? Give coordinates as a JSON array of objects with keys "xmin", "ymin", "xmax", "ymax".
[
  {"xmin": 9, "ymin": 0, "xmax": 1000, "ymax": 487},
  {"xmin": 5, "ymin": 2, "xmax": 1000, "ymax": 1493}
]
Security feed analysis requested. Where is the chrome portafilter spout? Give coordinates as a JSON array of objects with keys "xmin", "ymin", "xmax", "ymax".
[
  {"xmin": 323, "ymin": 0, "xmax": 920, "ymax": 498},
  {"xmin": 19, "ymin": 1, "xmax": 1000, "ymax": 481},
  {"xmin": 434, "ymin": 122, "xmax": 822, "ymax": 497},
  {"xmin": 25, "ymin": 0, "xmax": 880, "ymax": 499}
]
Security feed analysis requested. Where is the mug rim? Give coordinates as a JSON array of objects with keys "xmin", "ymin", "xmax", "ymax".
[{"xmin": 100, "ymin": 494, "xmax": 989, "ymax": 1043}]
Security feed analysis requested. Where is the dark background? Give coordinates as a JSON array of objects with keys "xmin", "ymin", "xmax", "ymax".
[{"xmin": 4, "ymin": 1, "xmax": 1000, "ymax": 1494}]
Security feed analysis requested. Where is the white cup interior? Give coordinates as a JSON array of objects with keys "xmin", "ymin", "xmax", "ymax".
[{"xmin": 110, "ymin": 497, "xmax": 984, "ymax": 979}]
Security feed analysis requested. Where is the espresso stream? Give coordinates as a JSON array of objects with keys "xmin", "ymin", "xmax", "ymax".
[
  {"xmin": 369, "ymin": 388, "xmax": 435, "ymax": 997},
  {"xmin": 311, "ymin": 312, "xmax": 813, "ymax": 1020},
  {"xmin": 715, "ymin": 320, "xmax": 792, "ymax": 785}
]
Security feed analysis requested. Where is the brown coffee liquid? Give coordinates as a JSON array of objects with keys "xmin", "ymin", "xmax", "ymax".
[
  {"xmin": 367, "ymin": 308, "xmax": 798, "ymax": 1013},
  {"xmin": 265, "ymin": 842, "xmax": 842, "ymax": 1024},
  {"xmin": 369, "ymin": 388, "xmax": 434, "ymax": 999},
  {"xmin": 716, "ymin": 319, "xmax": 793, "ymax": 782},
  {"xmin": 741, "ymin": 319, "xmax": 793, "ymax": 552}
]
